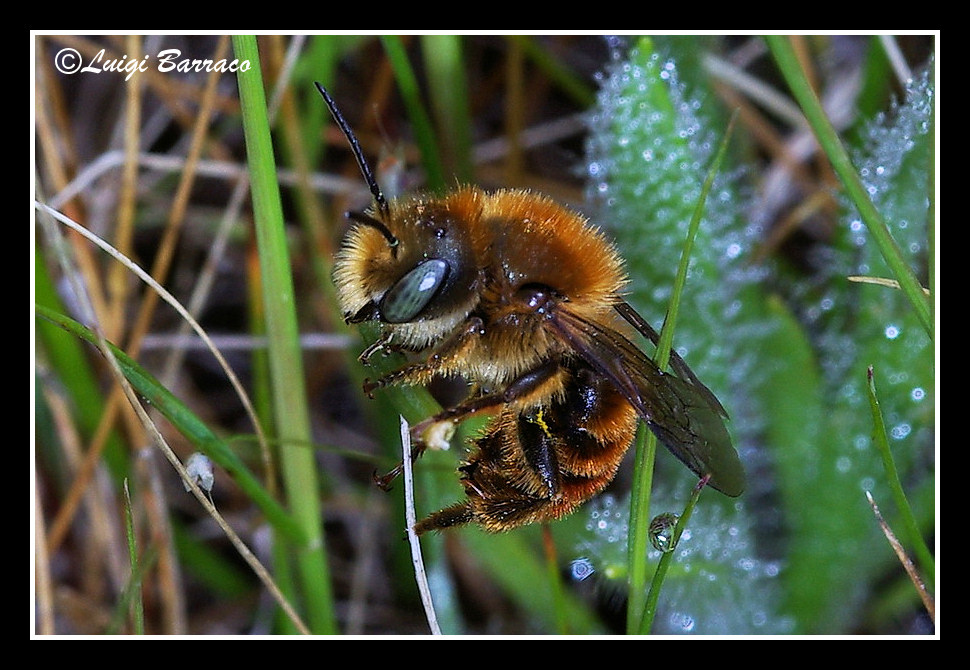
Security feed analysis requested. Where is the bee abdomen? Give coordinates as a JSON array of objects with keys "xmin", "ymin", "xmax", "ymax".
[{"xmin": 416, "ymin": 363, "xmax": 639, "ymax": 534}]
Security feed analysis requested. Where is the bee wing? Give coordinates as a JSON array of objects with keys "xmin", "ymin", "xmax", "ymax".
[
  {"xmin": 613, "ymin": 301, "xmax": 728, "ymax": 417},
  {"xmin": 549, "ymin": 305, "xmax": 745, "ymax": 497}
]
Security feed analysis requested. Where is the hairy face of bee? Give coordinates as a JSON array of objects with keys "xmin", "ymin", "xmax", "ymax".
[{"xmin": 333, "ymin": 189, "xmax": 486, "ymax": 345}]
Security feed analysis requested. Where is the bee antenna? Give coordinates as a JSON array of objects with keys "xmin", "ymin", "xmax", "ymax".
[
  {"xmin": 346, "ymin": 211, "xmax": 400, "ymax": 251},
  {"xmin": 315, "ymin": 82, "xmax": 391, "ymax": 221}
]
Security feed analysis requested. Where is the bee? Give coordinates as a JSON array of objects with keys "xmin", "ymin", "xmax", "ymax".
[{"xmin": 317, "ymin": 83, "xmax": 744, "ymax": 534}]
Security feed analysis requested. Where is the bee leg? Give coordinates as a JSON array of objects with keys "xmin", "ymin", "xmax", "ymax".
[
  {"xmin": 373, "ymin": 441, "xmax": 428, "ymax": 491},
  {"xmin": 375, "ymin": 359, "xmax": 563, "ymax": 491},
  {"xmin": 363, "ymin": 317, "xmax": 485, "ymax": 396},
  {"xmin": 357, "ymin": 332, "xmax": 392, "ymax": 365},
  {"xmin": 407, "ymin": 393, "xmax": 504, "ymax": 439},
  {"xmin": 413, "ymin": 502, "xmax": 474, "ymax": 535},
  {"xmin": 408, "ymin": 358, "xmax": 564, "ymax": 441},
  {"xmin": 518, "ymin": 411, "xmax": 561, "ymax": 497},
  {"xmin": 374, "ymin": 417, "xmax": 462, "ymax": 490},
  {"xmin": 358, "ymin": 332, "xmax": 420, "ymax": 367}
]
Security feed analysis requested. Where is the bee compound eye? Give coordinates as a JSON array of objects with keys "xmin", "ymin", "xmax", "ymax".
[{"xmin": 380, "ymin": 259, "xmax": 450, "ymax": 323}]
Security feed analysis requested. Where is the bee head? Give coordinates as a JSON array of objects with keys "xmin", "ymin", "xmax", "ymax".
[
  {"xmin": 334, "ymin": 193, "xmax": 480, "ymax": 328},
  {"xmin": 318, "ymin": 82, "xmax": 480, "ymax": 340}
]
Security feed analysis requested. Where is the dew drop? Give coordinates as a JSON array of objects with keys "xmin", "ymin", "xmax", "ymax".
[
  {"xmin": 570, "ymin": 557, "xmax": 595, "ymax": 581},
  {"xmin": 649, "ymin": 512, "xmax": 680, "ymax": 552},
  {"xmin": 669, "ymin": 612, "xmax": 696, "ymax": 632},
  {"xmin": 891, "ymin": 422, "xmax": 912, "ymax": 439}
]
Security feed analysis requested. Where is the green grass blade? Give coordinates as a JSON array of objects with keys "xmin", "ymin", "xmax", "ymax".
[
  {"xmin": 35, "ymin": 304, "xmax": 306, "ymax": 544},
  {"xmin": 233, "ymin": 35, "xmax": 336, "ymax": 634},
  {"xmin": 656, "ymin": 109, "xmax": 739, "ymax": 368},
  {"xmin": 122, "ymin": 480, "xmax": 145, "ymax": 634},
  {"xmin": 34, "ymin": 247, "xmax": 128, "ymax": 480},
  {"xmin": 420, "ymin": 35, "xmax": 474, "ymax": 183},
  {"xmin": 637, "ymin": 477, "xmax": 707, "ymax": 633},
  {"xmin": 769, "ymin": 50, "xmax": 935, "ymax": 632},
  {"xmin": 587, "ymin": 36, "xmax": 776, "ymax": 635},
  {"xmin": 606, "ymin": 37, "xmax": 682, "ymax": 631},
  {"xmin": 381, "ymin": 36, "xmax": 447, "ymax": 192},
  {"xmin": 765, "ymin": 35, "xmax": 932, "ymax": 336},
  {"xmin": 599, "ymin": 37, "xmax": 742, "ymax": 633},
  {"xmin": 507, "ymin": 36, "xmax": 597, "ymax": 108},
  {"xmin": 106, "ymin": 544, "xmax": 157, "ymax": 635},
  {"xmin": 628, "ymin": 104, "xmax": 740, "ymax": 634},
  {"xmin": 625, "ymin": 423, "xmax": 655, "ymax": 633},
  {"xmin": 866, "ymin": 366, "xmax": 935, "ymax": 584}
]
